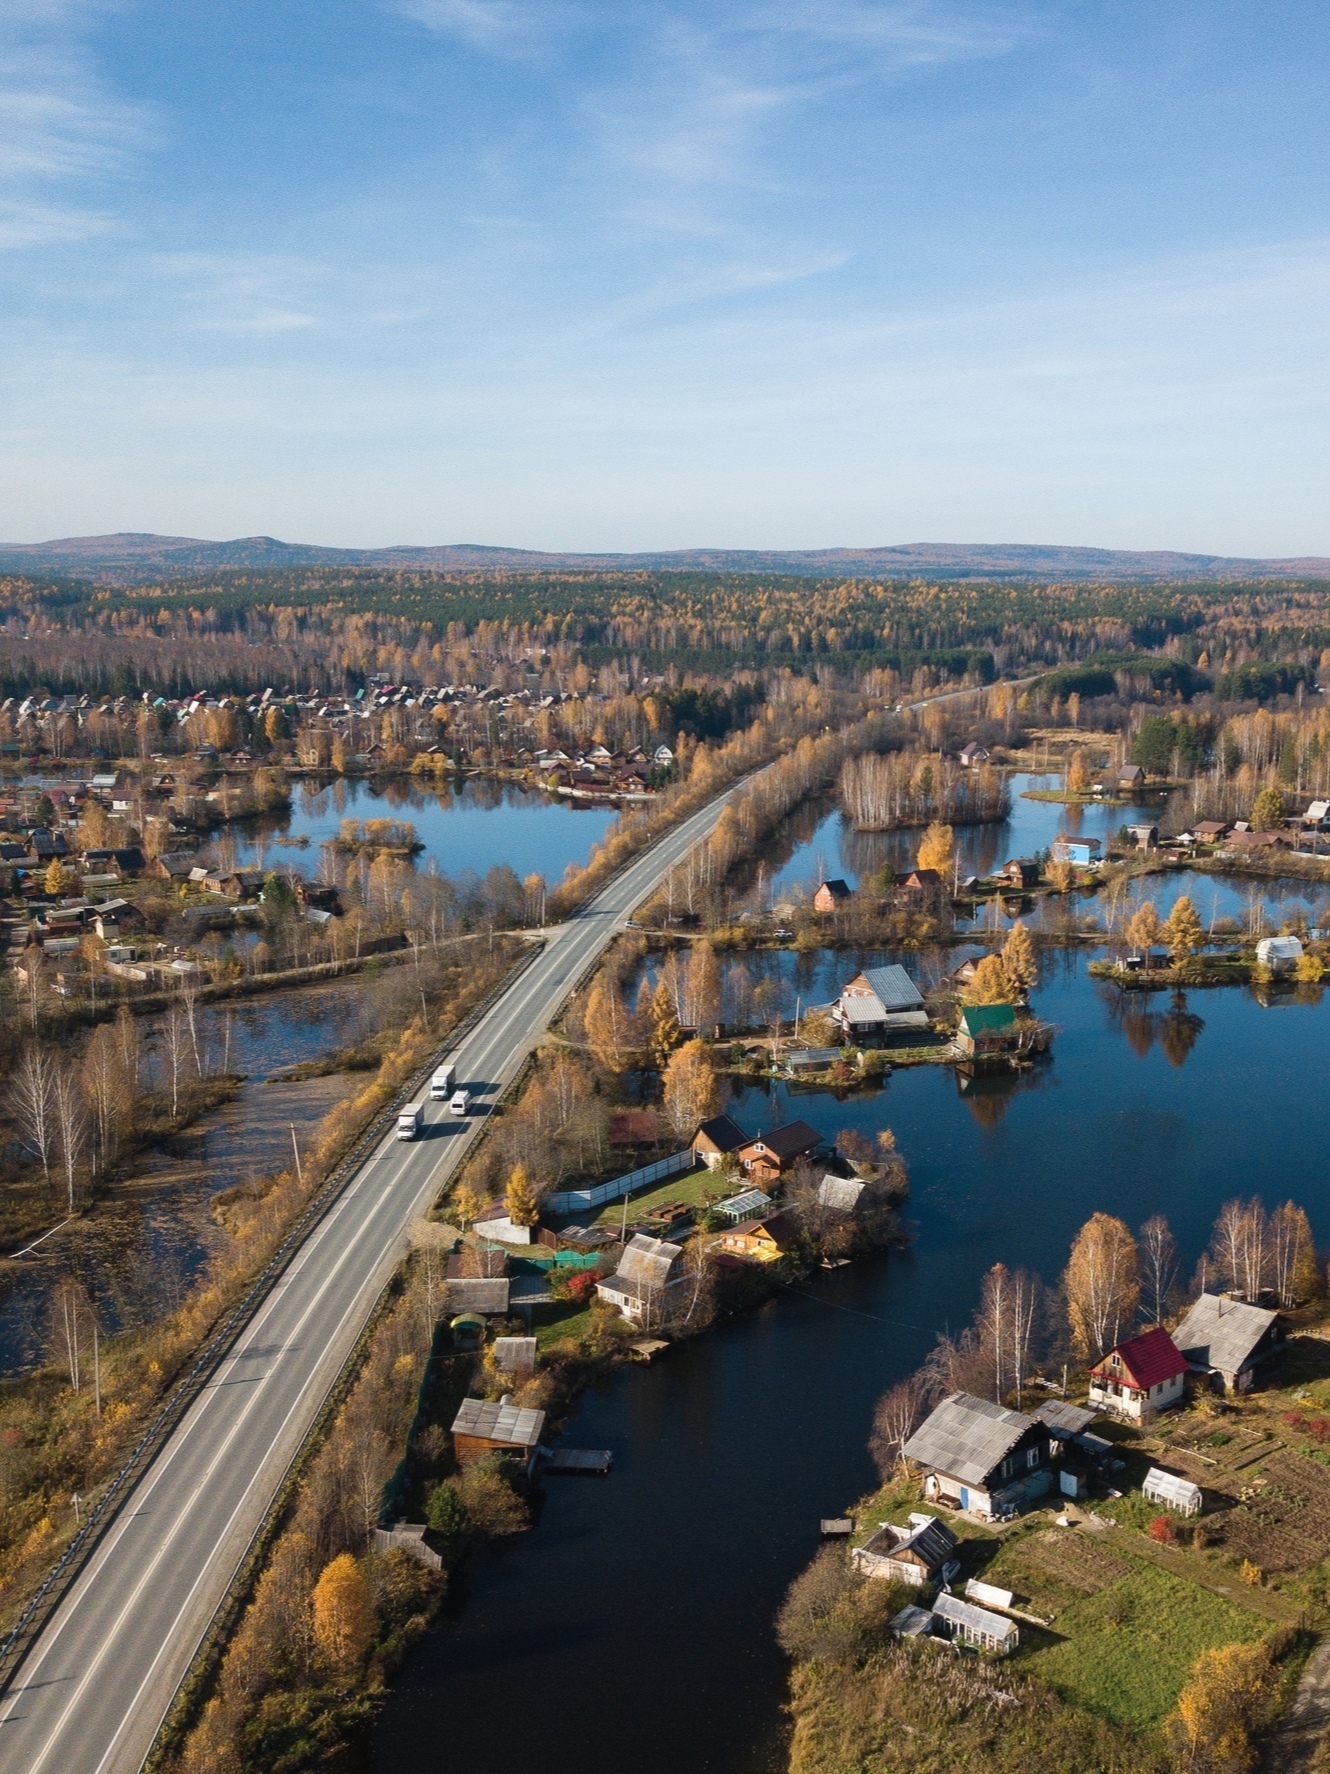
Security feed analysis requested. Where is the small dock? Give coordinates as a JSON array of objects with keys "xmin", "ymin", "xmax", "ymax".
[
  {"xmin": 545, "ymin": 1447, "xmax": 613, "ymax": 1476},
  {"xmin": 820, "ymin": 1518, "xmax": 854, "ymax": 1536}
]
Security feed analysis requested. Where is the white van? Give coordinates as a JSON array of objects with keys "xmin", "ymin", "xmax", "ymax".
[
  {"xmin": 429, "ymin": 1063, "xmax": 456, "ymax": 1100},
  {"xmin": 449, "ymin": 1089, "xmax": 471, "ymax": 1117},
  {"xmin": 396, "ymin": 1103, "xmax": 424, "ymax": 1140}
]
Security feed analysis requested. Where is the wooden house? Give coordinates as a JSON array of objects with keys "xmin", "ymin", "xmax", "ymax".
[
  {"xmin": 596, "ymin": 1234, "xmax": 685, "ymax": 1324},
  {"xmin": 1192, "ymin": 820, "xmax": 1230, "ymax": 843},
  {"xmin": 995, "ymin": 858, "xmax": 1040, "ymax": 889},
  {"xmin": 853, "ymin": 1513, "xmax": 958, "ymax": 1586},
  {"xmin": 1126, "ymin": 823, "xmax": 1160, "ymax": 850},
  {"xmin": 692, "ymin": 1113, "xmax": 750, "ymax": 1169},
  {"xmin": 1088, "ymin": 1326, "xmax": 1187, "ymax": 1423},
  {"xmin": 1223, "ymin": 828, "xmax": 1292, "ymax": 853},
  {"xmin": 1118, "ymin": 764, "xmax": 1146, "ymax": 789},
  {"xmin": 958, "ymin": 742, "xmax": 990, "ymax": 767},
  {"xmin": 734, "ymin": 1120, "xmax": 821, "ymax": 1184},
  {"xmin": 955, "ymin": 1003, "xmax": 1020, "ymax": 1059},
  {"xmin": 1172, "ymin": 1292, "xmax": 1284, "ymax": 1393},
  {"xmin": 151, "ymin": 851, "xmax": 198, "ymax": 881},
  {"xmin": 900, "ymin": 867, "xmax": 943, "ymax": 894},
  {"xmin": 832, "ymin": 964, "xmax": 927, "ymax": 1041},
  {"xmin": 450, "ymin": 1396, "xmax": 545, "ymax": 1475},
  {"xmin": 813, "ymin": 878, "xmax": 853, "ymax": 911},
  {"xmin": 902, "ymin": 1392, "xmax": 1053, "ymax": 1519},
  {"xmin": 714, "ymin": 1209, "xmax": 800, "ymax": 1263}
]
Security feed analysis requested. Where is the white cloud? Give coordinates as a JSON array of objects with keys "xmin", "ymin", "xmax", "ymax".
[
  {"xmin": 0, "ymin": 5, "xmax": 156, "ymax": 251},
  {"xmin": 393, "ymin": 0, "xmax": 572, "ymax": 57},
  {"xmin": 152, "ymin": 253, "xmax": 328, "ymax": 335}
]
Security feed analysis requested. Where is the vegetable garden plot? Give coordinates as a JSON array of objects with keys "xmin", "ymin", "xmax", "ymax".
[
  {"xmin": 1209, "ymin": 1450, "xmax": 1330, "ymax": 1571},
  {"xmin": 1015, "ymin": 1530, "xmax": 1131, "ymax": 1595}
]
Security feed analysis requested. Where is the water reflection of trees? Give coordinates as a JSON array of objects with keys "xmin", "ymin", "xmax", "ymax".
[
  {"xmin": 954, "ymin": 1064, "xmax": 1048, "ymax": 1129},
  {"xmin": 1101, "ymin": 987, "xmax": 1205, "ymax": 1067}
]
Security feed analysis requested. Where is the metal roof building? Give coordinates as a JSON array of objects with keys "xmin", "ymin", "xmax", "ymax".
[
  {"xmin": 903, "ymin": 1393, "xmax": 1041, "ymax": 1489},
  {"xmin": 1173, "ymin": 1292, "xmax": 1282, "ymax": 1390},
  {"xmin": 451, "ymin": 1397, "xmax": 546, "ymax": 1452}
]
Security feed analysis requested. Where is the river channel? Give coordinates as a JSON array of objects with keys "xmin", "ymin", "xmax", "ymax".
[{"xmin": 373, "ymin": 951, "xmax": 1330, "ymax": 1774}]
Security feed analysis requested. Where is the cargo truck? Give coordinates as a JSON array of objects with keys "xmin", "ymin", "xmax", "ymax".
[
  {"xmin": 429, "ymin": 1063, "xmax": 456, "ymax": 1100},
  {"xmin": 396, "ymin": 1102, "xmax": 424, "ymax": 1139}
]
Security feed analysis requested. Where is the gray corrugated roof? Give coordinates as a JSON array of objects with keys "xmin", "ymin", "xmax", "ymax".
[
  {"xmin": 863, "ymin": 1517, "xmax": 957, "ymax": 1569},
  {"xmin": 1173, "ymin": 1292, "xmax": 1278, "ymax": 1376},
  {"xmin": 861, "ymin": 965, "xmax": 924, "ymax": 1012},
  {"xmin": 619, "ymin": 1233, "xmax": 683, "ymax": 1287},
  {"xmin": 492, "ymin": 1336, "xmax": 537, "ymax": 1372},
  {"xmin": 1032, "ymin": 1400, "xmax": 1098, "ymax": 1436},
  {"xmin": 817, "ymin": 1175, "xmax": 866, "ymax": 1212},
  {"xmin": 902, "ymin": 1392, "xmax": 1040, "ymax": 1487},
  {"xmin": 451, "ymin": 1397, "xmax": 546, "ymax": 1448},
  {"xmin": 444, "ymin": 1278, "xmax": 510, "ymax": 1313}
]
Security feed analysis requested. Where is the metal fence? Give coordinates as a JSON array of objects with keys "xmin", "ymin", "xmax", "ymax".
[{"xmin": 545, "ymin": 1149, "xmax": 694, "ymax": 1216}]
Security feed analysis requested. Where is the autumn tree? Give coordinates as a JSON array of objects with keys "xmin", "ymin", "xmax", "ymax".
[
  {"xmin": 1063, "ymin": 1213, "xmax": 1139, "ymax": 1359},
  {"xmin": 1268, "ymin": 1200, "xmax": 1320, "ymax": 1306},
  {"xmin": 684, "ymin": 941, "xmax": 722, "ymax": 1034},
  {"xmin": 44, "ymin": 857, "xmax": 76, "ymax": 897},
  {"xmin": 1138, "ymin": 1214, "xmax": 1179, "ymax": 1327},
  {"xmin": 662, "ymin": 1038, "xmax": 721, "ymax": 1140},
  {"xmin": 915, "ymin": 821, "xmax": 954, "ymax": 878},
  {"xmin": 1166, "ymin": 1638, "xmax": 1276, "ymax": 1774},
  {"xmin": 1125, "ymin": 900, "xmax": 1162, "ymax": 954},
  {"xmin": 505, "ymin": 1164, "xmax": 540, "ymax": 1227},
  {"xmin": 1000, "ymin": 920, "xmax": 1036, "ymax": 997},
  {"xmin": 311, "ymin": 1554, "xmax": 374, "ymax": 1678},
  {"xmin": 972, "ymin": 1262, "xmax": 1043, "ymax": 1408},
  {"xmin": 1065, "ymin": 748, "xmax": 1089, "ymax": 793},
  {"xmin": 649, "ymin": 976, "xmax": 682, "ymax": 1066},
  {"xmin": 1208, "ymin": 1198, "xmax": 1267, "ymax": 1300},
  {"xmin": 451, "ymin": 1182, "xmax": 482, "ymax": 1226},
  {"xmin": 1046, "ymin": 857, "xmax": 1075, "ymax": 893},
  {"xmin": 1249, "ymin": 786, "xmax": 1286, "ymax": 832},
  {"xmin": 868, "ymin": 1376, "xmax": 925, "ymax": 1480},
  {"xmin": 1164, "ymin": 895, "xmax": 1205, "ymax": 961},
  {"xmin": 961, "ymin": 955, "xmax": 1013, "ymax": 1006},
  {"xmin": 585, "ymin": 971, "xmax": 640, "ymax": 1072}
]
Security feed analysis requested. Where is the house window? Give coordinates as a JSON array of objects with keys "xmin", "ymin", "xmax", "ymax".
[{"xmin": 1026, "ymin": 1448, "xmax": 1041, "ymax": 1468}]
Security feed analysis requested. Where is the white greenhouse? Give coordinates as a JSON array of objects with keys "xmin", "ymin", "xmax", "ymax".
[{"xmin": 1142, "ymin": 1466, "xmax": 1202, "ymax": 1517}]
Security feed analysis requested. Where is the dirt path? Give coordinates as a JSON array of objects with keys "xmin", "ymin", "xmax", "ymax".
[{"xmin": 1264, "ymin": 1636, "xmax": 1330, "ymax": 1773}]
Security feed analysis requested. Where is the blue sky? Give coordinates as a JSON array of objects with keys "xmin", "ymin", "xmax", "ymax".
[{"xmin": 2, "ymin": 1, "xmax": 1329, "ymax": 552}]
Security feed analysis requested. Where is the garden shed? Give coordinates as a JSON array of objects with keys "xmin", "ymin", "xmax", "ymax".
[
  {"xmin": 932, "ymin": 1590, "xmax": 1019, "ymax": 1654},
  {"xmin": 1256, "ymin": 935, "xmax": 1303, "ymax": 973},
  {"xmin": 1142, "ymin": 1466, "xmax": 1202, "ymax": 1516}
]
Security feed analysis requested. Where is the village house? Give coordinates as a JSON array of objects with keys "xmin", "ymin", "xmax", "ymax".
[
  {"xmin": 955, "ymin": 1002, "xmax": 1021, "ymax": 1059},
  {"xmin": 1052, "ymin": 834, "xmax": 1101, "ymax": 867},
  {"xmin": 691, "ymin": 1113, "xmax": 750, "ymax": 1169},
  {"xmin": 1125, "ymin": 823, "xmax": 1160, "ymax": 850},
  {"xmin": 1192, "ymin": 820, "xmax": 1231, "ymax": 843},
  {"xmin": 1087, "ymin": 1325, "xmax": 1188, "ymax": 1423},
  {"xmin": 714, "ymin": 1208, "xmax": 800, "ymax": 1263},
  {"xmin": 450, "ymin": 1396, "xmax": 545, "ymax": 1476},
  {"xmin": 202, "ymin": 868, "xmax": 266, "ymax": 900},
  {"xmin": 899, "ymin": 867, "xmax": 944, "ymax": 894},
  {"xmin": 902, "ymin": 1392, "xmax": 1053, "ymax": 1519},
  {"xmin": 1172, "ymin": 1292, "xmax": 1285, "ymax": 1393},
  {"xmin": 1118, "ymin": 764, "xmax": 1146, "ymax": 789},
  {"xmin": 816, "ymin": 1175, "xmax": 866, "ymax": 1213},
  {"xmin": 151, "ymin": 851, "xmax": 198, "ymax": 881},
  {"xmin": 1223, "ymin": 828, "xmax": 1293, "ymax": 854},
  {"xmin": 733, "ymin": 1120, "xmax": 822, "ymax": 1185},
  {"xmin": 813, "ymin": 878, "xmax": 853, "ymax": 912},
  {"xmin": 596, "ymin": 1233, "xmax": 685, "ymax": 1324},
  {"xmin": 958, "ymin": 742, "xmax": 990, "ymax": 768},
  {"xmin": 995, "ymin": 858, "xmax": 1040, "ymax": 889},
  {"xmin": 944, "ymin": 947, "xmax": 988, "ymax": 991},
  {"xmin": 853, "ymin": 1513, "xmax": 958, "ymax": 1587},
  {"xmin": 831, "ymin": 964, "xmax": 927, "ymax": 1042}
]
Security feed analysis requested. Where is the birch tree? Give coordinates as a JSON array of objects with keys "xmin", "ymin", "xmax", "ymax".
[
  {"xmin": 1139, "ymin": 1214, "xmax": 1179, "ymax": 1326},
  {"xmin": 10, "ymin": 1044, "xmax": 57, "ymax": 1190},
  {"xmin": 1064, "ymin": 1213, "xmax": 1139, "ymax": 1359}
]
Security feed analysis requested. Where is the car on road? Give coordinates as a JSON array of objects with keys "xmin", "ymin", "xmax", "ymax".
[{"xmin": 449, "ymin": 1088, "xmax": 471, "ymax": 1116}]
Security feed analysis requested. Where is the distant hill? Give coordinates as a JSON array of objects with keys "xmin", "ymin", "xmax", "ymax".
[{"xmin": 1, "ymin": 532, "xmax": 1328, "ymax": 584}]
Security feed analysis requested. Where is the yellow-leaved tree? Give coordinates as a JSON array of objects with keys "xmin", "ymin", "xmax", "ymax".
[
  {"xmin": 311, "ymin": 1553, "xmax": 374, "ymax": 1679},
  {"xmin": 916, "ymin": 822, "xmax": 954, "ymax": 877},
  {"xmin": 649, "ymin": 976, "xmax": 682, "ymax": 1067},
  {"xmin": 505, "ymin": 1164, "xmax": 540, "ymax": 1227},
  {"xmin": 1001, "ymin": 921, "xmax": 1037, "ymax": 997},
  {"xmin": 1063, "ymin": 1212, "xmax": 1139, "ymax": 1360},
  {"xmin": 1166, "ymin": 1639, "xmax": 1275, "ymax": 1774},
  {"xmin": 1125, "ymin": 901, "xmax": 1162, "ymax": 953},
  {"xmin": 1164, "ymin": 895, "xmax": 1205, "ymax": 961},
  {"xmin": 961, "ymin": 955, "xmax": 1013, "ymax": 1006},
  {"xmin": 1065, "ymin": 748, "xmax": 1089, "ymax": 793},
  {"xmin": 662, "ymin": 1038, "xmax": 721, "ymax": 1140}
]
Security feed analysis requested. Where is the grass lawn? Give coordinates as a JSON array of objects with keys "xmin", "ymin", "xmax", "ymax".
[
  {"xmin": 1013, "ymin": 1562, "xmax": 1264, "ymax": 1729},
  {"xmin": 589, "ymin": 1163, "xmax": 715, "ymax": 1228},
  {"xmin": 533, "ymin": 1300, "xmax": 595, "ymax": 1350}
]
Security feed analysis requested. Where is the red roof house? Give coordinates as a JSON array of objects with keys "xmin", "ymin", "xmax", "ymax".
[{"xmin": 1088, "ymin": 1326, "xmax": 1188, "ymax": 1423}]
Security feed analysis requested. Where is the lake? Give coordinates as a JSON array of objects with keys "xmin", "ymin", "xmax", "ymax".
[
  {"xmin": 0, "ymin": 977, "xmax": 387, "ymax": 1373},
  {"xmin": 373, "ymin": 951, "xmax": 1330, "ymax": 1774},
  {"xmin": 226, "ymin": 776, "xmax": 618, "ymax": 888}
]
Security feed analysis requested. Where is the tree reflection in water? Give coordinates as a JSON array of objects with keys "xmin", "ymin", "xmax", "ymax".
[
  {"xmin": 954, "ymin": 1063, "xmax": 1049, "ymax": 1129},
  {"xmin": 1102, "ymin": 985, "xmax": 1205, "ymax": 1067}
]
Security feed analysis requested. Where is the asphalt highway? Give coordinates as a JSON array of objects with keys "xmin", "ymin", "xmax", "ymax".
[{"xmin": 0, "ymin": 774, "xmax": 755, "ymax": 1774}]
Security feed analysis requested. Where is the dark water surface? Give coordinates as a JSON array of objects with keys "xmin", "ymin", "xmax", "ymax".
[{"xmin": 373, "ymin": 953, "xmax": 1330, "ymax": 1774}]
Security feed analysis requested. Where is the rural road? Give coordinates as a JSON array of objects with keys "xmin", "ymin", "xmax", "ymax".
[
  {"xmin": 0, "ymin": 770, "xmax": 761, "ymax": 1774},
  {"xmin": 0, "ymin": 679, "xmax": 991, "ymax": 1774}
]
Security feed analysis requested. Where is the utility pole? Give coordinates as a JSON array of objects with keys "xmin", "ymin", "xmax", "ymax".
[{"xmin": 290, "ymin": 1124, "xmax": 303, "ymax": 1188}]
